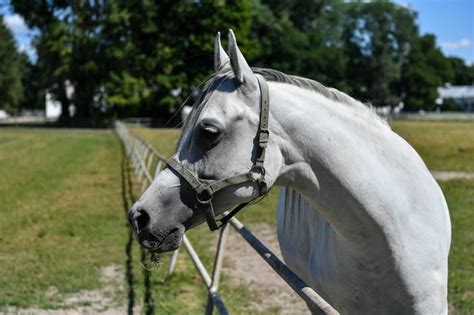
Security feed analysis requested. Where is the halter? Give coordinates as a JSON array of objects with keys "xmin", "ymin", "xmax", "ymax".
[{"xmin": 167, "ymin": 74, "xmax": 270, "ymax": 231}]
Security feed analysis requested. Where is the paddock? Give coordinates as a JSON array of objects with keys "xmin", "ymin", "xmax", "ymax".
[{"xmin": 0, "ymin": 120, "xmax": 473, "ymax": 314}]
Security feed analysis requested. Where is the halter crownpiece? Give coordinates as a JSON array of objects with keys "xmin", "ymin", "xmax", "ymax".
[{"xmin": 166, "ymin": 74, "xmax": 270, "ymax": 231}]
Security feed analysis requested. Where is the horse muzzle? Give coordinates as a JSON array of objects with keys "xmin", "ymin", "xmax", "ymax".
[{"xmin": 128, "ymin": 207, "xmax": 184, "ymax": 253}]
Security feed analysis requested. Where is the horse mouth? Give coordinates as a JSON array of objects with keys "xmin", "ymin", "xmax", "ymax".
[{"xmin": 137, "ymin": 227, "xmax": 183, "ymax": 253}]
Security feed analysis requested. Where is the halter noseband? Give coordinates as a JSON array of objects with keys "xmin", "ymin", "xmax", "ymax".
[{"xmin": 167, "ymin": 74, "xmax": 270, "ymax": 231}]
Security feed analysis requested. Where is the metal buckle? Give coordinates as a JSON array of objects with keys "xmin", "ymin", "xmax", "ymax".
[{"xmin": 258, "ymin": 130, "xmax": 269, "ymax": 148}]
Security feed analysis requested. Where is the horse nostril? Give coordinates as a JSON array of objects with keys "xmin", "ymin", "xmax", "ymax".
[
  {"xmin": 129, "ymin": 208, "xmax": 150, "ymax": 233},
  {"xmin": 136, "ymin": 209, "xmax": 150, "ymax": 231}
]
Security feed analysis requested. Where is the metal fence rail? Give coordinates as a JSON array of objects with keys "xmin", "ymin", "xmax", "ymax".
[{"xmin": 115, "ymin": 121, "xmax": 339, "ymax": 315}]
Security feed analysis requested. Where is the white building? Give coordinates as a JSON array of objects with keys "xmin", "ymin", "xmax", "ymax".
[
  {"xmin": 45, "ymin": 80, "xmax": 75, "ymax": 119},
  {"xmin": 0, "ymin": 109, "xmax": 9, "ymax": 119},
  {"xmin": 437, "ymin": 85, "xmax": 474, "ymax": 112},
  {"xmin": 45, "ymin": 92, "xmax": 62, "ymax": 119}
]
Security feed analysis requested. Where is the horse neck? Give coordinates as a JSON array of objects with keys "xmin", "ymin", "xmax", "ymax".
[{"xmin": 269, "ymin": 82, "xmax": 391, "ymax": 242}]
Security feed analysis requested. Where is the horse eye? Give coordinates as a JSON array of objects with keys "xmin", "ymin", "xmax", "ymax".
[{"xmin": 200, "ymin": 124, "xmax": 221, "ymax": 140}]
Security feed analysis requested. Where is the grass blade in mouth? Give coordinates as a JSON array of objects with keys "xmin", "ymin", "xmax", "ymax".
[{"xmin": 141, "ymin": 250, "xmax": 164, "ymax": 270}]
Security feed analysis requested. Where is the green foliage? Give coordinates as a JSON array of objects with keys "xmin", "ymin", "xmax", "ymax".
[
  {"xmin": 400, "ymin": 34, "xmax": 454, "ymax": 111},
  {"xmin": 343, "ymin": 0, "xmax": 417, "ymax": 105},
  {"xmin": 448, "ymin": 56, "xmax": 474, "ymax": 86},
  {"xmin": 101, "ymin": 0, "xmax": 255, "ymax": 118},
  {"xmin": 0, "ymin": 15, "xmax": 25, "ymax": 112},
  {"xmin": 250, "ymin": 0, "xmax": 349, "ymax": 91},
  {"xmin": 7, "ymin": 0, "xmax": 473, "ymax": 122},
  {"xmin": 12, "ymin": 0, "xmax": 105, "ymax": 124}
]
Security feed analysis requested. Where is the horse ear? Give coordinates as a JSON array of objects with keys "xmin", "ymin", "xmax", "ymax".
[
  {"xmin": 214, "ymin": 32, "xmax": 230, "ymax": 72},
  {"xmin": 228, "ymin": 29, "xmax": 254, "ymax": 85}
]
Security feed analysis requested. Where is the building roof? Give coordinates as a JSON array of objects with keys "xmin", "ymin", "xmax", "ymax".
[{"xmin": 438, "ymin": 85, "xmax": 474, "ymax": 99}]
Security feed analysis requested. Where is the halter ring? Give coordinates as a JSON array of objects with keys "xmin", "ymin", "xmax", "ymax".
[
  {"xmin": 250, "ymin": 165, "xmax": 266, "ymax": 181},
  {"xmin": 196, "ymin": 188, "xmax": 213, "ymax": 205}
]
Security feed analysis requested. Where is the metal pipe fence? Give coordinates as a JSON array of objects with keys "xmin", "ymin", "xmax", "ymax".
[{"xmin": 115, "ymin": 121, "xmax": 339, "ymax": 315}]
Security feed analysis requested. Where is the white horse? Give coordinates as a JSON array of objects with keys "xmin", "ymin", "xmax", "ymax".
[{"xmin": 129, "ymin": 31, "xmax": 451, "ymax": 314}]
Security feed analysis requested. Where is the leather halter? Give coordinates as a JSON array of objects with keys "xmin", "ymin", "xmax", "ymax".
[{"xmin": 167, "ymin": 74, "xmax": 270, "ymax": 231}]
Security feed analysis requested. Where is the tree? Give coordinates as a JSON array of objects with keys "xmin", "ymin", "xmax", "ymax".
[
  {"xmin": 0, "ymin": 15, "xmax": 24, "ymax": 112},
  {"xmin": 101, "ymin": 0, "xmax": 255, "ymax": 120},
  {"xmin": 400, "ymin": 34, "xmax": 454, "ymax": 111},
  {"xmin": 11, "ymin": 0, "xmax": 470, "ymax": 121},
  {"xmin": 342, "ymin": 0, "xmax": 417, "ymax": 106},
  {"xmin": 12, "ymin": 0, "xmax": 104, "ymax": 125},
  {"xmin": 448, "ymin": 57, "xmax": 474, "ymax": 86},
  {"xmin": 34, "ymin": 21, "xmax": 72, "ymax": 122},
  {"xmin": 18, "ymin": 53, "xmax": 44, "ymax": 110}
]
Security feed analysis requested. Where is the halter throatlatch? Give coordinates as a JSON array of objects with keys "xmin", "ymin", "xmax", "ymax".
[{"xmin": 167, "ymin": 74, "xmax": 270, "ymax": 231}]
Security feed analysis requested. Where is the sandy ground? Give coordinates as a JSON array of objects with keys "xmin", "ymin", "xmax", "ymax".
[{"xmin": 221, "ymin": 223, "xmax": 310, "ymax": 315}]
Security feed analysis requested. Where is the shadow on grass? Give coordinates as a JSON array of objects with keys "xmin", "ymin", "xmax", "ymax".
[{"xmin": 120, "ymin": 138, "xmax": 155, "ymax": 315}]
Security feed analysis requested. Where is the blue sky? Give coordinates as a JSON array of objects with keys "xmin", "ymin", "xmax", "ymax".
[
  {"xmin": 0, "ymin": 3, "xmax": 37, "ymax": 60},
  {"xmin": 1, "ymin": 1, "xmax": 473, "ymax": 64},
  {"xmin": 393, "ymin": 0, "xmax": 473, "ymax": 64}
]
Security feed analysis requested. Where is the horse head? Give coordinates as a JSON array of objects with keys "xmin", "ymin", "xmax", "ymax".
[{"xmin": 128, "ymin": 30, "xmax": 282, "ymax": 252}]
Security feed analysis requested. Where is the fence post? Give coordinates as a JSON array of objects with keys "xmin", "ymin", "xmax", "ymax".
[
  {"xmin": 137, "ymin": 147, "xmax": 149, "ymax": 184},
  {"xmin": 205, "ymin": 223, "xmax": 230, "ymax": 315},
  {"xmin": 168, "ymin": 249, "xmax": 179, "ymax": 275},
  {"xmin": 155, "ymin": 160, "xmax": 163, "ymax": 178},
  {"xmin": 136, "ymin": 142, "xmax": 147, "ymax": 181}
]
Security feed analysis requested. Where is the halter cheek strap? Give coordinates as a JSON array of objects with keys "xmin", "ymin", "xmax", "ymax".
[{"xmin": 167, "ymin": 74, "xmax": 270, "ymax": 231}]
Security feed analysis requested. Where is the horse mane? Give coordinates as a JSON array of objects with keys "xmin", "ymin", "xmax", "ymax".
[
  {"xmin": 252, "ymin": 67, "xmax": 388, "ymax": 127},
  {"xmin": 252, "ymin": 68, "xmax": 361, "ymax": 108},
  {"xmin": 180, "ymin": 67, "xmax": 388, "ymax": 144}
]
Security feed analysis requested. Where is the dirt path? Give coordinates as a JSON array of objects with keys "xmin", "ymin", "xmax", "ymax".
[
  {"xmin": 222, "ymin": 223, "xmax": 310, "ymax": 314},
  {"xmin": 431, "ymin": 171, "xmax": 474, "ymax": 181}
]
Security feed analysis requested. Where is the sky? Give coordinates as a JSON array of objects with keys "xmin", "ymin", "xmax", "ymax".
[
  {"xmin": 393, "ymin": 0, "xmax": 474, "ymax": 64},
  {"xmin": 1, "ymin": 1, "xmax": 473, "ymax": 64},
  {"xmin": 0, "ymin": 2, "xmax": 36, "ymax": 60}
]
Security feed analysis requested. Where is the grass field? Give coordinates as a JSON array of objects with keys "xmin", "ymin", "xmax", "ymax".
[
  {"xmin": 0, "ymin": 128, "xmax": 126, "ymax": 309},
  {"xmin": 0, "ymin": 120, "xmax": 472, "ymax": 313},
  {"xmin": 391, "ymin": 120, "xmax": 474, "ymax": 172}
]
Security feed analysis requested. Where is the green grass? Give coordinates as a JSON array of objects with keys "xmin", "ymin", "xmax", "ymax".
[
  {"xmin": 440, "ymin": 180, "xmax": 474, "ymax": 313},
  {"xmin": 0, "ymin": 128, "xmax": 127, "ymax": 309}
]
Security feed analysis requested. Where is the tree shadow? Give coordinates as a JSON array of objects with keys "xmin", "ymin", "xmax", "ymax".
[{"xmin": 120, "ymin": 138, "xmax": 155, "ymax": 315}]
